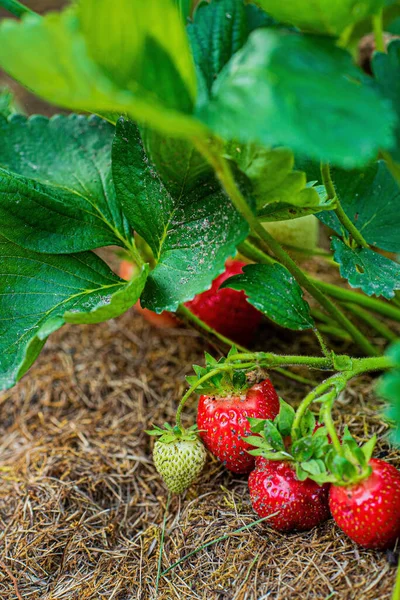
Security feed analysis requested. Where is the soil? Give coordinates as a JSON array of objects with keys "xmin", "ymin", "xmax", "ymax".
[{"xmin": 1, "ymin": 2, "xmax": 400, "ymax": 599}]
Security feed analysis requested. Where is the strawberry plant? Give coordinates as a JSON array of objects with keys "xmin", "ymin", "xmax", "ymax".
[{"xmin": 1, "ymin": 0, "xmax": 400, "ymax": 572}]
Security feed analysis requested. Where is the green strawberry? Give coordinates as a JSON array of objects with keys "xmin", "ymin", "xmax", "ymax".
[{"xmin": 148, "ymin": 424, "xmax": 207, "ymax": 494}]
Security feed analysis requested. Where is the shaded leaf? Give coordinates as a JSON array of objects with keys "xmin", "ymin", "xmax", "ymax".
[
  {"xmin": 220, "ymin": 263, "xmax": 314, "ymax": 330},
  {"xmin": 140, "ymin": 129, "xmax": 211, "ymax": 197},
  {"xmin": 113, "ymin": 119, "xmax": 249, "ymax": 313},
  {"xmin": 332, "ymin": 237, "xmax": 400, "ymax": 299},
  {"xmin": 0, "ymin": 236, "xmax": 148, "ymax": 391},
  {"xmin": 226, "ymin": 142, "xmax": 333, "ymax": 221},
  {"xmin": 317, "ymin": 161, "xmax": 400, "ymax": 253},
  {"xmin": 188, "ymin": 0, "xmax": 276, "ymax": 96},
  {"xmin": 199, "ymin": 30, "xmax": 395, "ymax": 168},
  {"xmin": 0, "ymin": 114, "xmax": 130, "ymax": 253}
]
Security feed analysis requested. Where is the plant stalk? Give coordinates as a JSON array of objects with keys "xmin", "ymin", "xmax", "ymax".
[
  {"xmin": 343, "ymin": 303, "xmax": 398, "ymax": 343},
  {"xmin": 0, "ymin": 0, "xmax": 34, "ymax": 17},
  {"xmin": 373, "ymin": 9, "xmax": 386, "ymax": 53},
  {"xmin": 195, "ymin": 140, "xmax": 378, "ymax": 356},
  {"xmin": 240, "ymin": 238, "xmax": 400, "ymax": 323},
  {"xmin": 177, "ymin": 304, "xmax": 315, "ymax": 385},
  {"xmin": 321, "ymin": 163, "xmax": 369, "ymax": 249}
]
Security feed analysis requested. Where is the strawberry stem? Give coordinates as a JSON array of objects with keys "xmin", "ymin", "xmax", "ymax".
[
  {"xmin": 321, "ymin": 162, "xmax": 370, "ymax": 249},
  {"xmin": 175, "ymin": 362, "xmax": 255, "ymax": 430},
  {"xmin": 321, "ymin": 390, "xmax": 344, "ymax": 455},
  {"xmin": 177, "ymin": 305, "xmax": 316, "ymax": 385},
  {"xmin": 239, "ymin": 238, "xmax": 400, "ymax": 323},
  {"xmin": 193, "ymin": 139, "xmax": 379, "ymax": 356}
]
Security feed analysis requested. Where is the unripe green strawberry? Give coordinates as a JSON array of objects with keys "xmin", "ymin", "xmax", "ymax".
[{"xmin": 148, "ymin": 424, "xmax": 206, "ymax": 494}]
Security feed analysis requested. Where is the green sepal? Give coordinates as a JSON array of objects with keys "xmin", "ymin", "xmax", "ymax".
[
  {"xmin": 247, "ymin": 448, "xmax": 293, "ymax": 460},
  {"xmin": 263, "ymin": 420, "xmax": 285, "ymax": 452},
  {"xmin": 300, "ymin": 410, "xmax": 316, "ymax": 437},
  {"xmin": 146, "ymin": 422, "xmax": 200, "ymax": 443},
  {"xmin": 186, "ymin": 348, "xmax": 253, "ymax": 395},
  {"xmin": 274, "ymin": 398, "xmax": 295, "ymax": 437}
]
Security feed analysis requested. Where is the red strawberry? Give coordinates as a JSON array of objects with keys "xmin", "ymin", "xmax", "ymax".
[
  {"xmin": 329, "ymin": 458, "xmax": 400, "ymax": 549},
  {"xmin": 197, "ymin": 379, "xmax": 280, "ymax": 474},
  {"xmin": 119, "ymin": 260, "xmax": 178, "ymax": 328},
  {"xmin": 186, "ymin": 259, "xmax": 262, "ymax": 345},
  {"xmin": 248, "ymin": 457, "xmax": 331, "ymax": 532}
]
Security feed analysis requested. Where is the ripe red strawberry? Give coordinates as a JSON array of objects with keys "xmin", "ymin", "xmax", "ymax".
[
  {"xmin": 248, "ymin": 457, "xmax": 331, "ymax": 532},
  {"xmin": 197, "ymin": 379, "xmax": 280, "ymax": 474},
  {"xmin": 329, "ymin": 458, "xmax": 400, "ymax": 549},
  {"xmin": 186, "ymin": 259, "xmax": 262, "ymax": 345}
]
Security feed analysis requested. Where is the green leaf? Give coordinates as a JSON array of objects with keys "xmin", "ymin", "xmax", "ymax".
[
  {"xmin": 0, "ymin": 236, "xmax": 148, "ymax": 391},
  {"xmin": 140, "ymin": 129, "xmax": 211, "ymax": 198},
  {"xmin": 0, "ymin": 7, "xmax": 204, "ymax": 138},
  {"xmin": 188, "ymin": 0, "xmax": 276, "ymax": 96},
  {"xmin": 220, "ymin": 263, "xmax": 314, "ymax": 330},
  {"xmin": 225, "ymin": 142, "xmax": 333, "ymax": 221},
  {"xmin": 112, "ymin": 119, "xmax": 249, "ymax": 313},
  {"xmin": 198, "ymin": 30, "xmax": 395, "ymax": 168},
  {"xmin": 373, "ymin": 41, "xmax": 400, "ymax": 162},
  {"xmin": 332, "ymin": 237, "xmax": 400, "ymax": 299},
  {"xmin": 79, "ymin": 0, "xmax": 196, "ymax": 111},
  {"xmin": 317, "ymin": 161, "xmax": 400, "ymax": 253},
  {"xmin": 0, "ymin": 114, "xmax": 130, "ymax": 253},
  {"xmin": 255, "ymin": 0, "xmax": 385, "ymax": 36}
]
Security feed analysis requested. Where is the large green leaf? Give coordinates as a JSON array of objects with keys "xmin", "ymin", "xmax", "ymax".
[
  {"xmin": 198, "ymin": 30, "xmax": 395, "ymax": 168},
  {"xmin": 255, "ymin": 0, "xmax": 385, "ymax": 36},
  {"xmin": 112, "ymin": 119, "xmax": 249, "ymax": 312},
  {"xmin": 140, "ymin": 129, "xmax": 211, "ymax": 197},
  {"xmin": 78, "ymin": 0, "xmax": 196, "ymax": 112},
  {"xmin": 0, "ymin": 6, "xmax": 204, "ymax": 138},
  {"xmin": 373, "ymin": 41, "xmax": 400, "ymax": 162},
  {"xmin": 0, "ymin": 236, "xmax": 148, "ymax": 390},
  {"xmin": 332, "ymin": 237, "xmax": 400, "ymax": 298},
  {"xmin": 188, "ymin": 0, "xmax": 276, "ymax": 96},
  {"xmin": 317, "ymin": 161, "xmax": 400, "ymax": 253},
  {"xmin": 0, "ymin": 114, "xmax": 131, "ymax": 254},
  {"xmin": 220, "ymin": 263, "xmax": 314, "ymax": 330}
]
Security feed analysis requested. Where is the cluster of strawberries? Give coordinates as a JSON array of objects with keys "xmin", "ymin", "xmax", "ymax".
[
  {"xmin": 125, "ymin": 257, "xmax": 400, "ymax": 550},
  {"xmin": 151, "ymin": 376, "xmax": 400, "ymax": 551},
  {"xmin": 196, "ymin": 379, "xmax": 400, "ymax": 550}
]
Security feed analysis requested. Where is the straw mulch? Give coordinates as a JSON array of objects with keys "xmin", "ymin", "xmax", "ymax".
[
  {"xmin": 0, "ymin": 302, "xmax": 399, "ymax": 600},
  {"xmin": 1, "ymin": 2, "xmax": 399, "ymax": 593}
]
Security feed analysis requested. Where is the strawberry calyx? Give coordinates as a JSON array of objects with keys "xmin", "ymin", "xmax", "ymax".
[
  {"xmin": 246, "ymin": 398, "xmax": 332, "ymax": 481},
  {"xmin": 186, "ymin": 346, "xmax": 255, "ymax": 396},
  {"xmin": 247, "ymin": 399, "xmax": 377, "ymax": 487},
  {"xmin": 146, "ymin": 423, "xmax": 201, "ymax": 444},
  {"xmin": 322, "ymin": 427, "xmax": 376, "ymax": 487}
]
